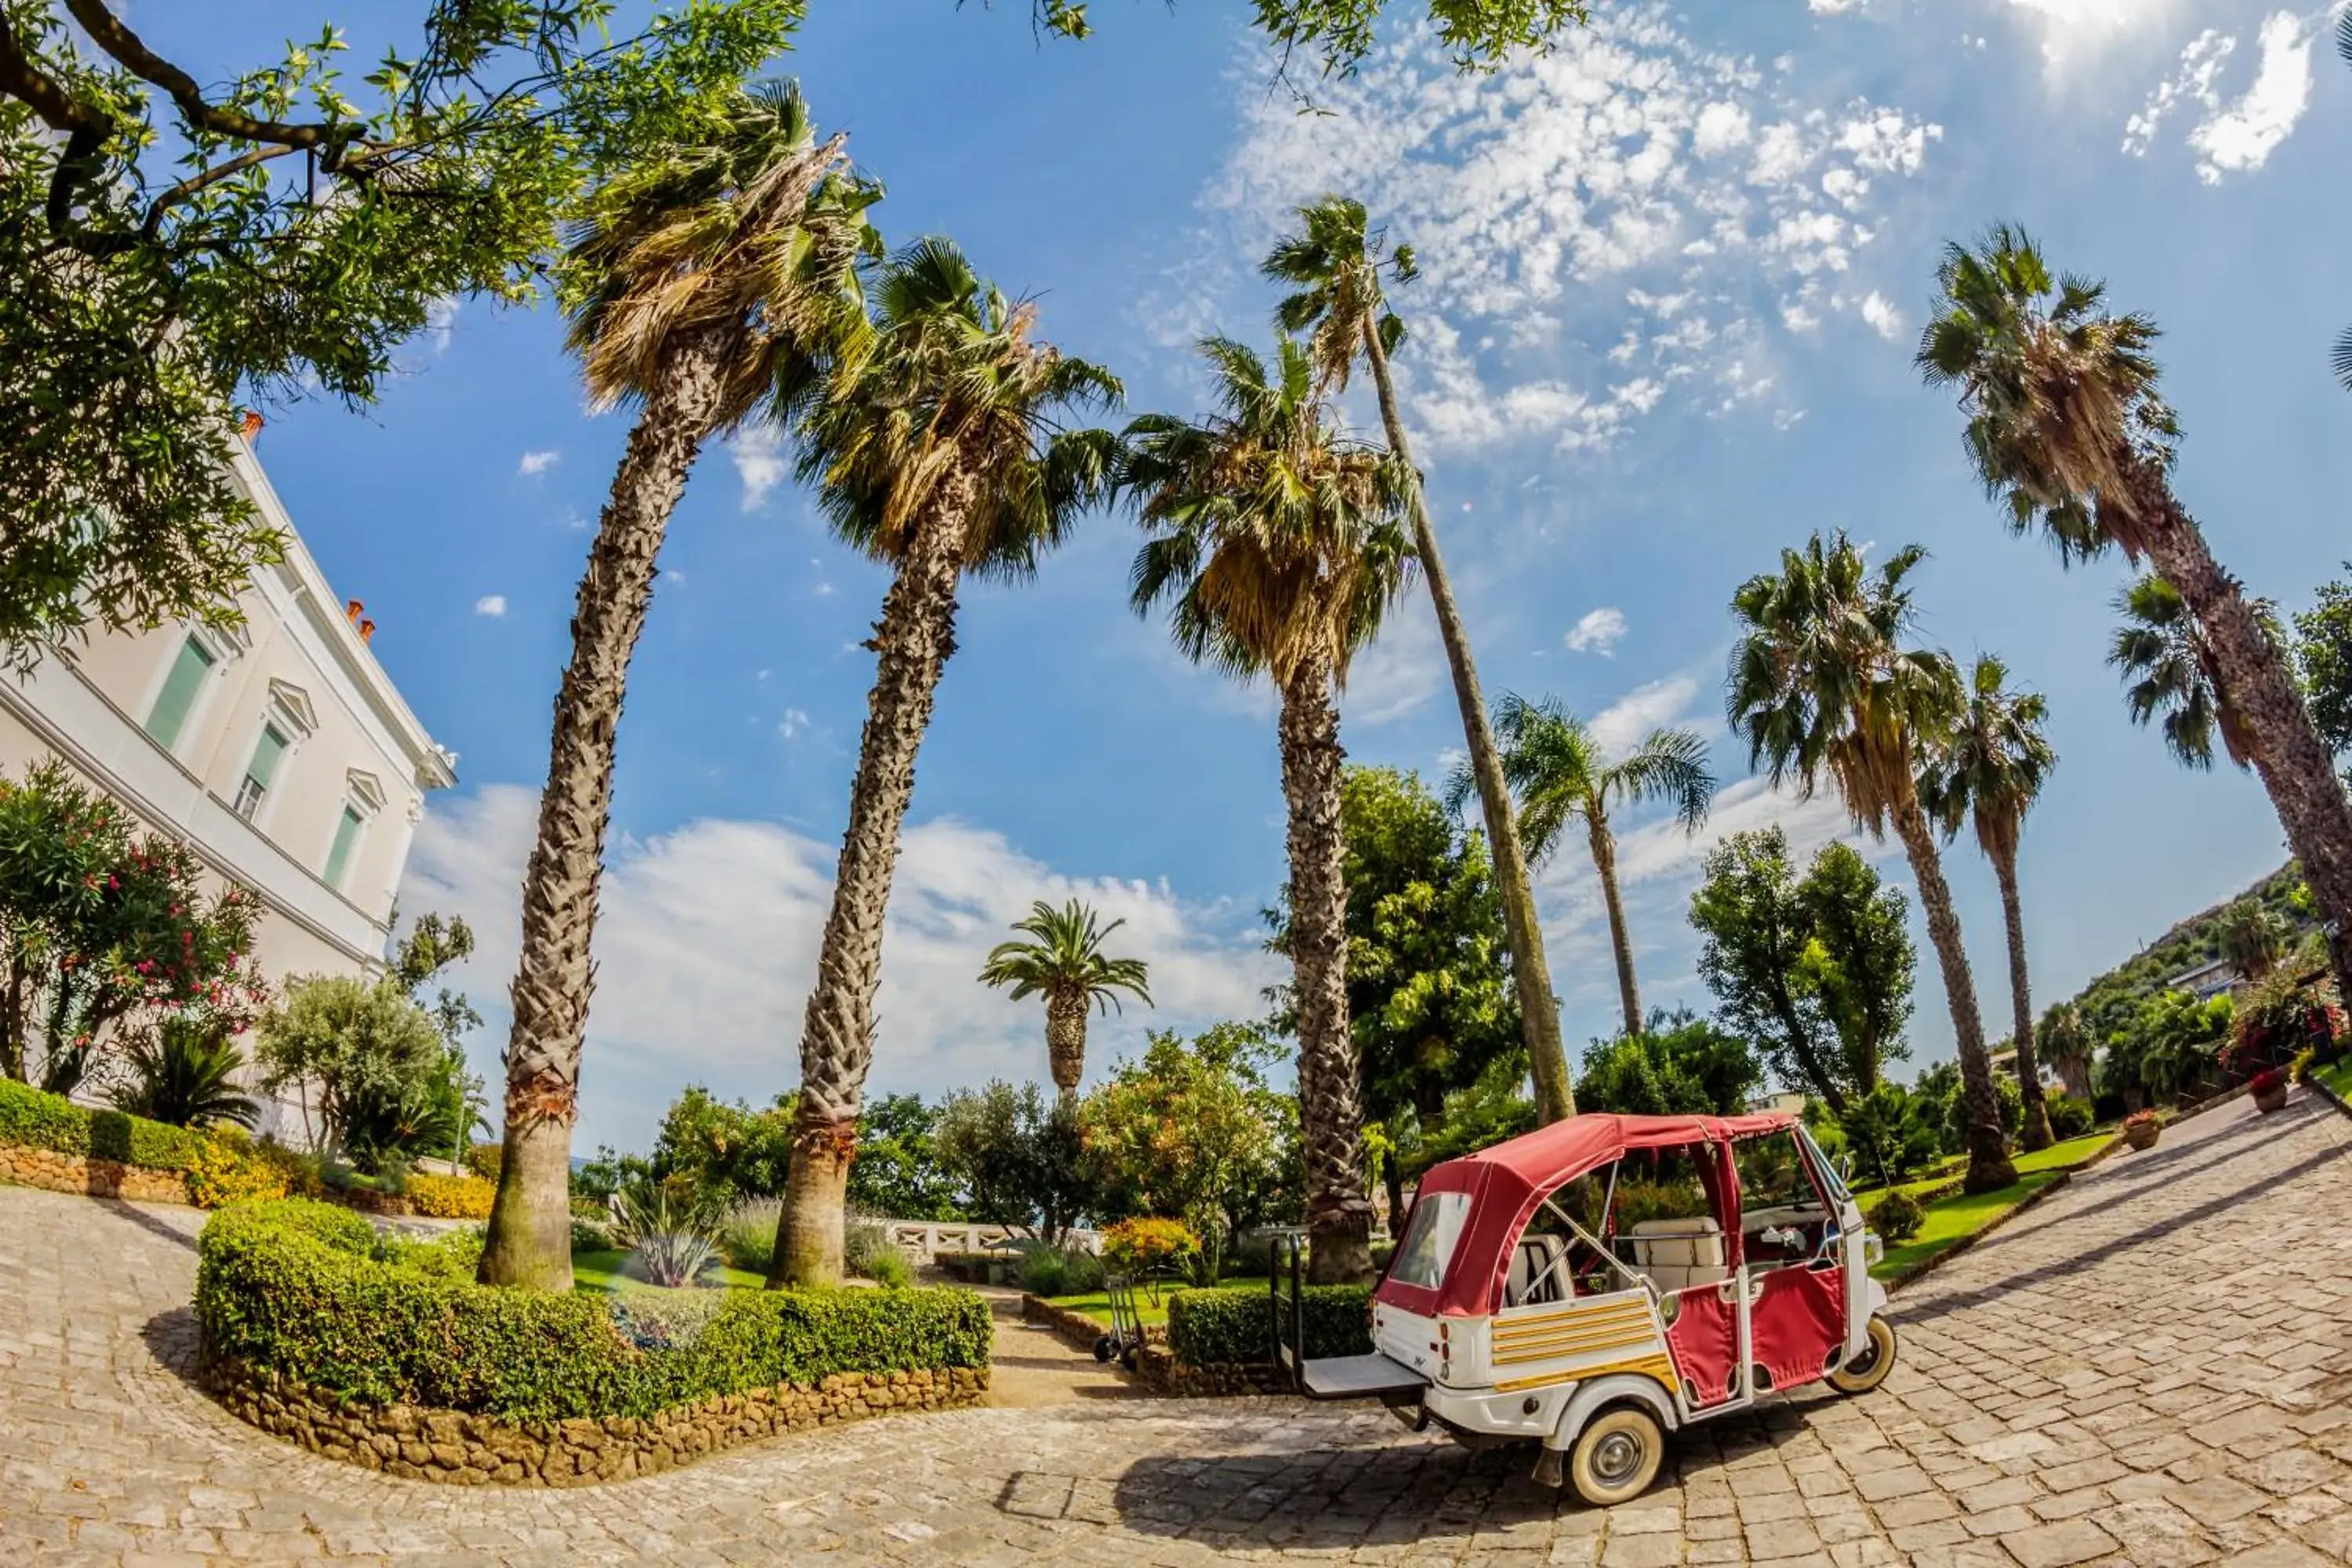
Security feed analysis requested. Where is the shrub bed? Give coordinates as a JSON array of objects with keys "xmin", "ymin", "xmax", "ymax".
[
  {"xmin": 1166, "ymin": 1283, "xmax": 1372, "ymax": 1368},
  {"xmin": 405, "ymin": 1171, "xmax": 496, "ymax": 1220},
  {"xmin": 194, "ymin": 1200, "xmax": 992, "ymax": 1482},
  {"xmin": 0, "ymin": 1075, "xmax": 203, "ymax": 1169},
  {"xmin": 0, "ymin": 1077, "xmax": 297, "ymax": 1206}
]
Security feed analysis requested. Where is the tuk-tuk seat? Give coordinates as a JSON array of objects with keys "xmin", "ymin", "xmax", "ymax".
[
  {"xmin": 1626, "ymin": 1218, "xmax": 1728, "ymax": 1293},
  {"xmin": 1507, "ymin": 1235, "xmax": 1567, "ymax": 1305}
]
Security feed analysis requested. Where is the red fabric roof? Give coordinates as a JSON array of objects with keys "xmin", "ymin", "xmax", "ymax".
[{"xmin": 1380, "ymin": 1112, "xmax": 1798, "ymax": 1318}]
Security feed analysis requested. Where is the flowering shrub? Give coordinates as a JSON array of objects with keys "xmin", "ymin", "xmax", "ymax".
[
  {"xmin": 2249, "ymin": 1067, "xmax": 2289, "ymax": 1100},
  {"xmin": 2122, "ymin": 1109, "xmax": 2161, "ymax": 1130},
  {"xmin": 183, "ymin": 1127, "xmax": 294, "ymax": 1208},
  {"xmin": 405, "ymin": 1172, "xmax": 496, "ymax": 1220},
  {"xmin": 1101, "ymin": 1216, "xmax": 1200, "ymax": 1277}
]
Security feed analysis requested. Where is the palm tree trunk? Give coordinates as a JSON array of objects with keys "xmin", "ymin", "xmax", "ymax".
[
  {"xmin": 477, "ymin": 325, "xmax": 732, "ymax": 1290},
  {"xmin": 1044, "ymin": 989, "xmax": 1087, "ymax": 1098},
  {"xmin": 2122, "ymin": 456, "xmax": 2352, "ymax": 1006},
  {"xmin": 1889, "ymin": 786, "xmax": 2018, "ymax": 1194},
  {"xmin": 1587, "ymin": 813, "xmax": 1642, "ymax": 1038},
  {"xmin": 1280, "ymin": 651, "xmax": 1374, "ymax": 1286},
  {"xmin": 1993, "ymin": 843, "xmax": 2053, "ymax": 1149},
  {"xmin": 771, "ymin": 474, "xmax": 975, "ymax": 1288},
  {"xmin": 1359, "ymin": 322, "xmax": 1572, "ymax": 1122}
]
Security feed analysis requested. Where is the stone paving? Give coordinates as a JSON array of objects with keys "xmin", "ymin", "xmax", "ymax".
[{"xmin": 5, "ymin": 1091, "xmax": 2352, "ymax": 1565}]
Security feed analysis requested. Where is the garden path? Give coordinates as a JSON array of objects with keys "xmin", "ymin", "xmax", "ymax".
[
  {"xmin": 970, "ymin": 1283, "xmax": 1149, "ymax": 1409},
  {"xmin": 4, "ymin": 1091, "xmax": 2352, "ymax": 1564}
]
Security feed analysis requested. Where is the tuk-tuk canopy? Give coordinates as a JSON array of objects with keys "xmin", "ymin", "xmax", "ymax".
[{"xmin": 1397, "ymin": 1112, "xmax": 1799, "ymax": 1317}]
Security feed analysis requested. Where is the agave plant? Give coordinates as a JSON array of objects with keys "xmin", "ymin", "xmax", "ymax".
[{"xmin": 611, "ymin": 1180, "xmax": 725, "ymax": 1289}]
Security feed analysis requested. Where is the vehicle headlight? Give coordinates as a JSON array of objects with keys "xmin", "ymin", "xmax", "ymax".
[{"xmin": 1864, "ymin": 1231, "xmax": 1885, "ymax": 1265}]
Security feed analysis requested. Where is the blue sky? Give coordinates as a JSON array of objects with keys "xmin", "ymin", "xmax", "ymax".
[{"xmin": 161, "ymin": 1, "xmax": 2352, "ymax": 1154}]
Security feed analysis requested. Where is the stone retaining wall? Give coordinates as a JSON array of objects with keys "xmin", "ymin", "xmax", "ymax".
[
  {"xmin": 0, "ymin": 1142, "xmax": 187, "ymax": 1204},
  {"xmin": 201, "ymin": 1356, "xmax": 990, "ymax": 1486}
]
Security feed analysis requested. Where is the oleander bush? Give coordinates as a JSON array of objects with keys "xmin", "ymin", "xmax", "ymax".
[
  {"xmin": 1166, "ymin": 1283, "xmax": 1372, "ymax": 1368},
  {"xmin": 194, "ymin": 1200, "xmax": 991, "ymax": 1422},
  {"xmin": 404, "ymin": 1171, "xmax": 496, "ymax": 1220}
]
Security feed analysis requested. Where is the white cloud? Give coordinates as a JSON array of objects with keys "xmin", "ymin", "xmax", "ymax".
[
  {"xmin": 1588, "ymin": 672, "xmax": 1708, "ymax": 758},
  {"xmin": 1164, "ymin": 5, "xmax": 1943, "ymax": 456},
  {"xmin": 2123, "ymin": 13, "xmax": 2315, "ymax": 181},
  {"xmin": 1340, "ymin": 589, "xmax": 1444, "ymax": 727},
  {"xmin": 517, "ymin": 449, "xmax": 561, "ymax": 477},
  {"xmin": 731, "ymin": 426, "xmax": 790, "ymax": 511},
  {"xmin": 400, "ymin": 787, "xmax": 1279, "ymax": 1152},
  {"xmin": 780, "ymin": 707, "xmax": 811, "ymax": 741},
  {"xmin": 423, "ymin": 296, "xmax": 460, "ymax": 354},
  {"xmin": 1564, "ymin": 606, "xmax": 1630, "ymax": 656},
  {"xmin": 473, "ymin": 594, "xmax": 507, "ymax": 618},
  {"xmin": 1860, "ymin": 290, "xmax": 1904, "ymax": 340},
  {"xmin": 1997, "ymin": 0, "xmax": 2186, "ymax": 72}
]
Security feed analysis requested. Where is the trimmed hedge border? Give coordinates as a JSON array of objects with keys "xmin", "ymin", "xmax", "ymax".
[
  {"xmin": 0, "ymin": 1076, "xmax": 208, "ymax": 1203},
  {"xmin": 194, "ymin": 1200, "xmax": 992, "ymax": 1483}
]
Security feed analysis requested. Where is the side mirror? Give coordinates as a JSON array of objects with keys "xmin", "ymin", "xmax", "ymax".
[{"xmin": 1835, "ymin": 1153, "xmax": 1853, "ymax": 1184}]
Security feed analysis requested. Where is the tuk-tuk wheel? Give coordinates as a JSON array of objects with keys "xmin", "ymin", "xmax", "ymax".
[
  {"xmin": 1828, "ymin": 1315, "xmax": 1898, "ymax": 1396},
  {"xmin": 1093, "ymin": 1336, "xmax": 1116, "ymax": 1363},
  {"xmin": 1567, "ymin": 1406, "xmax": 1664, "ymax": 1508}
]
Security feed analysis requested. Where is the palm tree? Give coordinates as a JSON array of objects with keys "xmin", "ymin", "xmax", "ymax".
[
  {"xmin": 1920, "ymin": 225, "xmax": 2352, "ymax": 1007},
  {"xmin": 1447, "ymin": 695, "xmax": 1713, "ymax": 1038},
  {"xmin": 2216, "ymin": 898, "xmax": 2288, "ymax": 983},
  {"xmin": 1121, "ymin": 336, "xmax": 1415, "ymax": 1285},
  {"xmin": 1262, "ymin": 196, "xmax": 1573, "ymax": 1123},
  {"xmin": 2110, "ymin": 573, "xmax": 2279, "ymax": 771},
  {"xmin": 110, "ymin": 1019, "xmax": 259, "ymax": 1130},
  {"xmin": 1921, "ymin": 655, "xmax": 2057, "ymax": 1149},
  {"xmin": 2037, "ymin": 1001, "xmax": 2092, "ymax": 1101},
  {"xmin": 771, "ymin": 238, "xmax": 1122, "ymax": 1287},
  {"xmin": 480, "ymin": 85, "xmax": 875, "ymax": 1290},
  {"xmin": 1727, "ymin": 532, "xmax": 2019, "ymax": 1193},
  {"xmin": 978, "ymin": 898, "xmax": 1152, "ymax": 1095}
]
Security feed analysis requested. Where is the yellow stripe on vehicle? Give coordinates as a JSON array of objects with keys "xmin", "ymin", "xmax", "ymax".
[{"xmin": 1493, "ymin": 1356, "xmax": 1677, "ymax": 1395}]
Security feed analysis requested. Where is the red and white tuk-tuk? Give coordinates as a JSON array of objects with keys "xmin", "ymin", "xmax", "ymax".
[{"xmin": 1277, "ymin": 1111, "xmax": 1896, "ymax": 1507}]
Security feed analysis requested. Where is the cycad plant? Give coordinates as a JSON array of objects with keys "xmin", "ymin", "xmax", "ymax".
[
  {"xmin": 1122, "ymin": 335, "xmax": 1415, "ymax": 1285},
  {"xmin": 1920, "ymin": 225, "xmax": 2352, "ymax": 1007},
  {"xmin": 1263, "ymin": 195, "xmax": 1574, "ymax": 1122},
  {"xmin": 1450, "ymin": 694, "xmax": 1713, "ymax": 1038},
  {"xmin": 1921, "ymin": 655, "xmax": 2057, "ymax": 1150},
  {"xmin": 109, "ymin": 1018, "xmax": 259, "ymax": 1130},
  {"xmin": 771, "ymin": 238, "xmax": 1122, "ymax": 1287},
  {"xmin": 480, "ymin": 84, "xmax": 877, "ymax": 1290},
  {"xmin": 1727, "ymin": 533, "xmax": 2018, "ymax": 1193},
  {"xmin": 978, "ymin": 899, "xmax": 1152, "ymax": 1096},
  {"xmin": 2109, "ymin": 573, "xmax": 2278, "ymax": 770}
]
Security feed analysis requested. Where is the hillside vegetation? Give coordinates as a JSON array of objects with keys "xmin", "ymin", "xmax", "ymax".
[{"xmin": 2063, "ymin": 862, "xmax": 2313, "ymax": 1041}]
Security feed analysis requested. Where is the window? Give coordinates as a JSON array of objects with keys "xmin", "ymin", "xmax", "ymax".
[
  {"xmin": 233, "ymin": 724, "xmax": 289, "ymax": 820},
  {"xmin": 1389, "ymin": 1191, "xmax": 1472, "ymax": 1290},
  {"xmin": 143, "ymin": 636, "xmax": 216, "ymax": 750},
  {"xmin": 323, "ymin": 804, "xmax": 365, "ymax": 890}
]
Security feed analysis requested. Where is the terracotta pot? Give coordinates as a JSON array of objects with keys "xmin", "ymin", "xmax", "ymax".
[
  {"xmin": 2124, "ymin": 1122, "xmax": 2161, "ymax": 1152},
  {"xmin": 2254, "ymin": 1083, "xmax": 2289, "ymax": 1115}
]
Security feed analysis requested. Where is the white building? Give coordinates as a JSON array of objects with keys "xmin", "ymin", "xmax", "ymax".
[{"xmin": 0, "ymin": 433, "xmax": 456, "ymax": 1134}]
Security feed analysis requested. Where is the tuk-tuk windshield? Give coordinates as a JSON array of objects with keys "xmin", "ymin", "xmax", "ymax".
[{"xmin": 1389, "ymin": 1191, "xmax": 1472, "ymax": 1290}]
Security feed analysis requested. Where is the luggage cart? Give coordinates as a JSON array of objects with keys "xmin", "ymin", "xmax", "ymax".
[{"xmin": 1092, "ymin": 1272, "xmax": 1145, "ymax": 1370}]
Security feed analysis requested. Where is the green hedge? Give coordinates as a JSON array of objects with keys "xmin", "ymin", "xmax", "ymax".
[
  {"xmin": 1166, "ymin": 1283, "xmax": 1373, "ymax": 1367},
  {"xmin": 195, "ymin": 1199, "xmax": 992, "ymax": 1422},
  {"xmin": 0, "ymin": 1075, "xmax": 204, "ymax": 1171}
]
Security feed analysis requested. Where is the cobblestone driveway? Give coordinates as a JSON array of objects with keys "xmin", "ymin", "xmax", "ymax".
[{"xmin": 5, "ymin": 1093, "xmax": 2351, "ymax": 1566}]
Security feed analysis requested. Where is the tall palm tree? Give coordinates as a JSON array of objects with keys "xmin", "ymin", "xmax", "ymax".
[
  {"xmin": 1262, "ymin": 196, "xmax": 1573, "ymax": 1123},
  {"xmin": 771, "ymin": 238, "xmax": 1122, "ymax": 1287},
  {"xmin": 481, "ymin": 85, "xmax": 875, "ymax": 1290},
  {"xmin": 1447, "ymin": 695, "xmax": 1713, "ymax": 1038},
  {"xmin": 2109, "ymin": 573, "xmax": 2279, "ymax": 771},
  {"xmin": 2216, "ymin": 898, "xmax": 2288, "ymax": 983},
  {"xmin": 1121, "ymin": 336, "xmax": 1415, "ymax": 1285},
  {"xmin": 978, "ymin": 898, "xmax": 1152, "ymax": 1095},
  {"xmin": 1920, "ymin": 226, "xmax": 2352, "ymax": 1007},
  {"xmin": 1727, "ymin": 532, "xmax": 2019, "ymax": 1193},
  {"xmin": 1920, "ymin": 655, "xmax": 2057, "ymax": 1150}
]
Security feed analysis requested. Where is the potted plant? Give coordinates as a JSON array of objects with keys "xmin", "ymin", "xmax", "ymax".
[
  {"xmin": 2250, "ymin": 1066, "xmax": 2291, "ymax": 1115},
  {"xmin": 2122, "ymin": 1109, "xmax": 2162, "ymax": 1152}
]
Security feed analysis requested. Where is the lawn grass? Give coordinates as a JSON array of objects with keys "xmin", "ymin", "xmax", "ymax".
[
  {"xmin": 1045, "ymin": 1274, "xmax": 1268, "ymax": 1327},
  {"xmin": 1870, "ymin": 1170, "xmax": 2067, "ymax": 1283},
  {"xmin": 2314, "ymin": 1054, "xmax": 2352, "ymax": 1102},
  {"xmin": 571, "ymin": 1247, "xmax": 768, "ymax": 1294},
  {"xmin": 2010, "ymin": 1130, "xmax": 2117, "ymax": 1175}
]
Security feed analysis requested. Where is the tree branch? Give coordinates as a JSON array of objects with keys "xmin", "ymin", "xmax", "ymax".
[
  {"xmin": 60, "ymin": 0, "xmax": 357, "ymax": 160},
  {"xmin": 141, "ymin": 143, "xmax": 298, "ymax": 240}
]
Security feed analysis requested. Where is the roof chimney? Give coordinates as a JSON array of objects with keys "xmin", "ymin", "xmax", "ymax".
[
  {"xmin": 240, "ymin": 409, "xmax": 264, "ymax": 441},
  {"xmin": 359, "ymin": 618, "xmax": 376, "ymax": 644},
  {"xmin": 346, "ymin": 598, "xmax": 364, "ymax": 625}
]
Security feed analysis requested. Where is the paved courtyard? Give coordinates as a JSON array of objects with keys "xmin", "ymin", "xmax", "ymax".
[{"xmin": 4, "ymin": 1093, "xmax": 2352, "ymax": 1566}]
